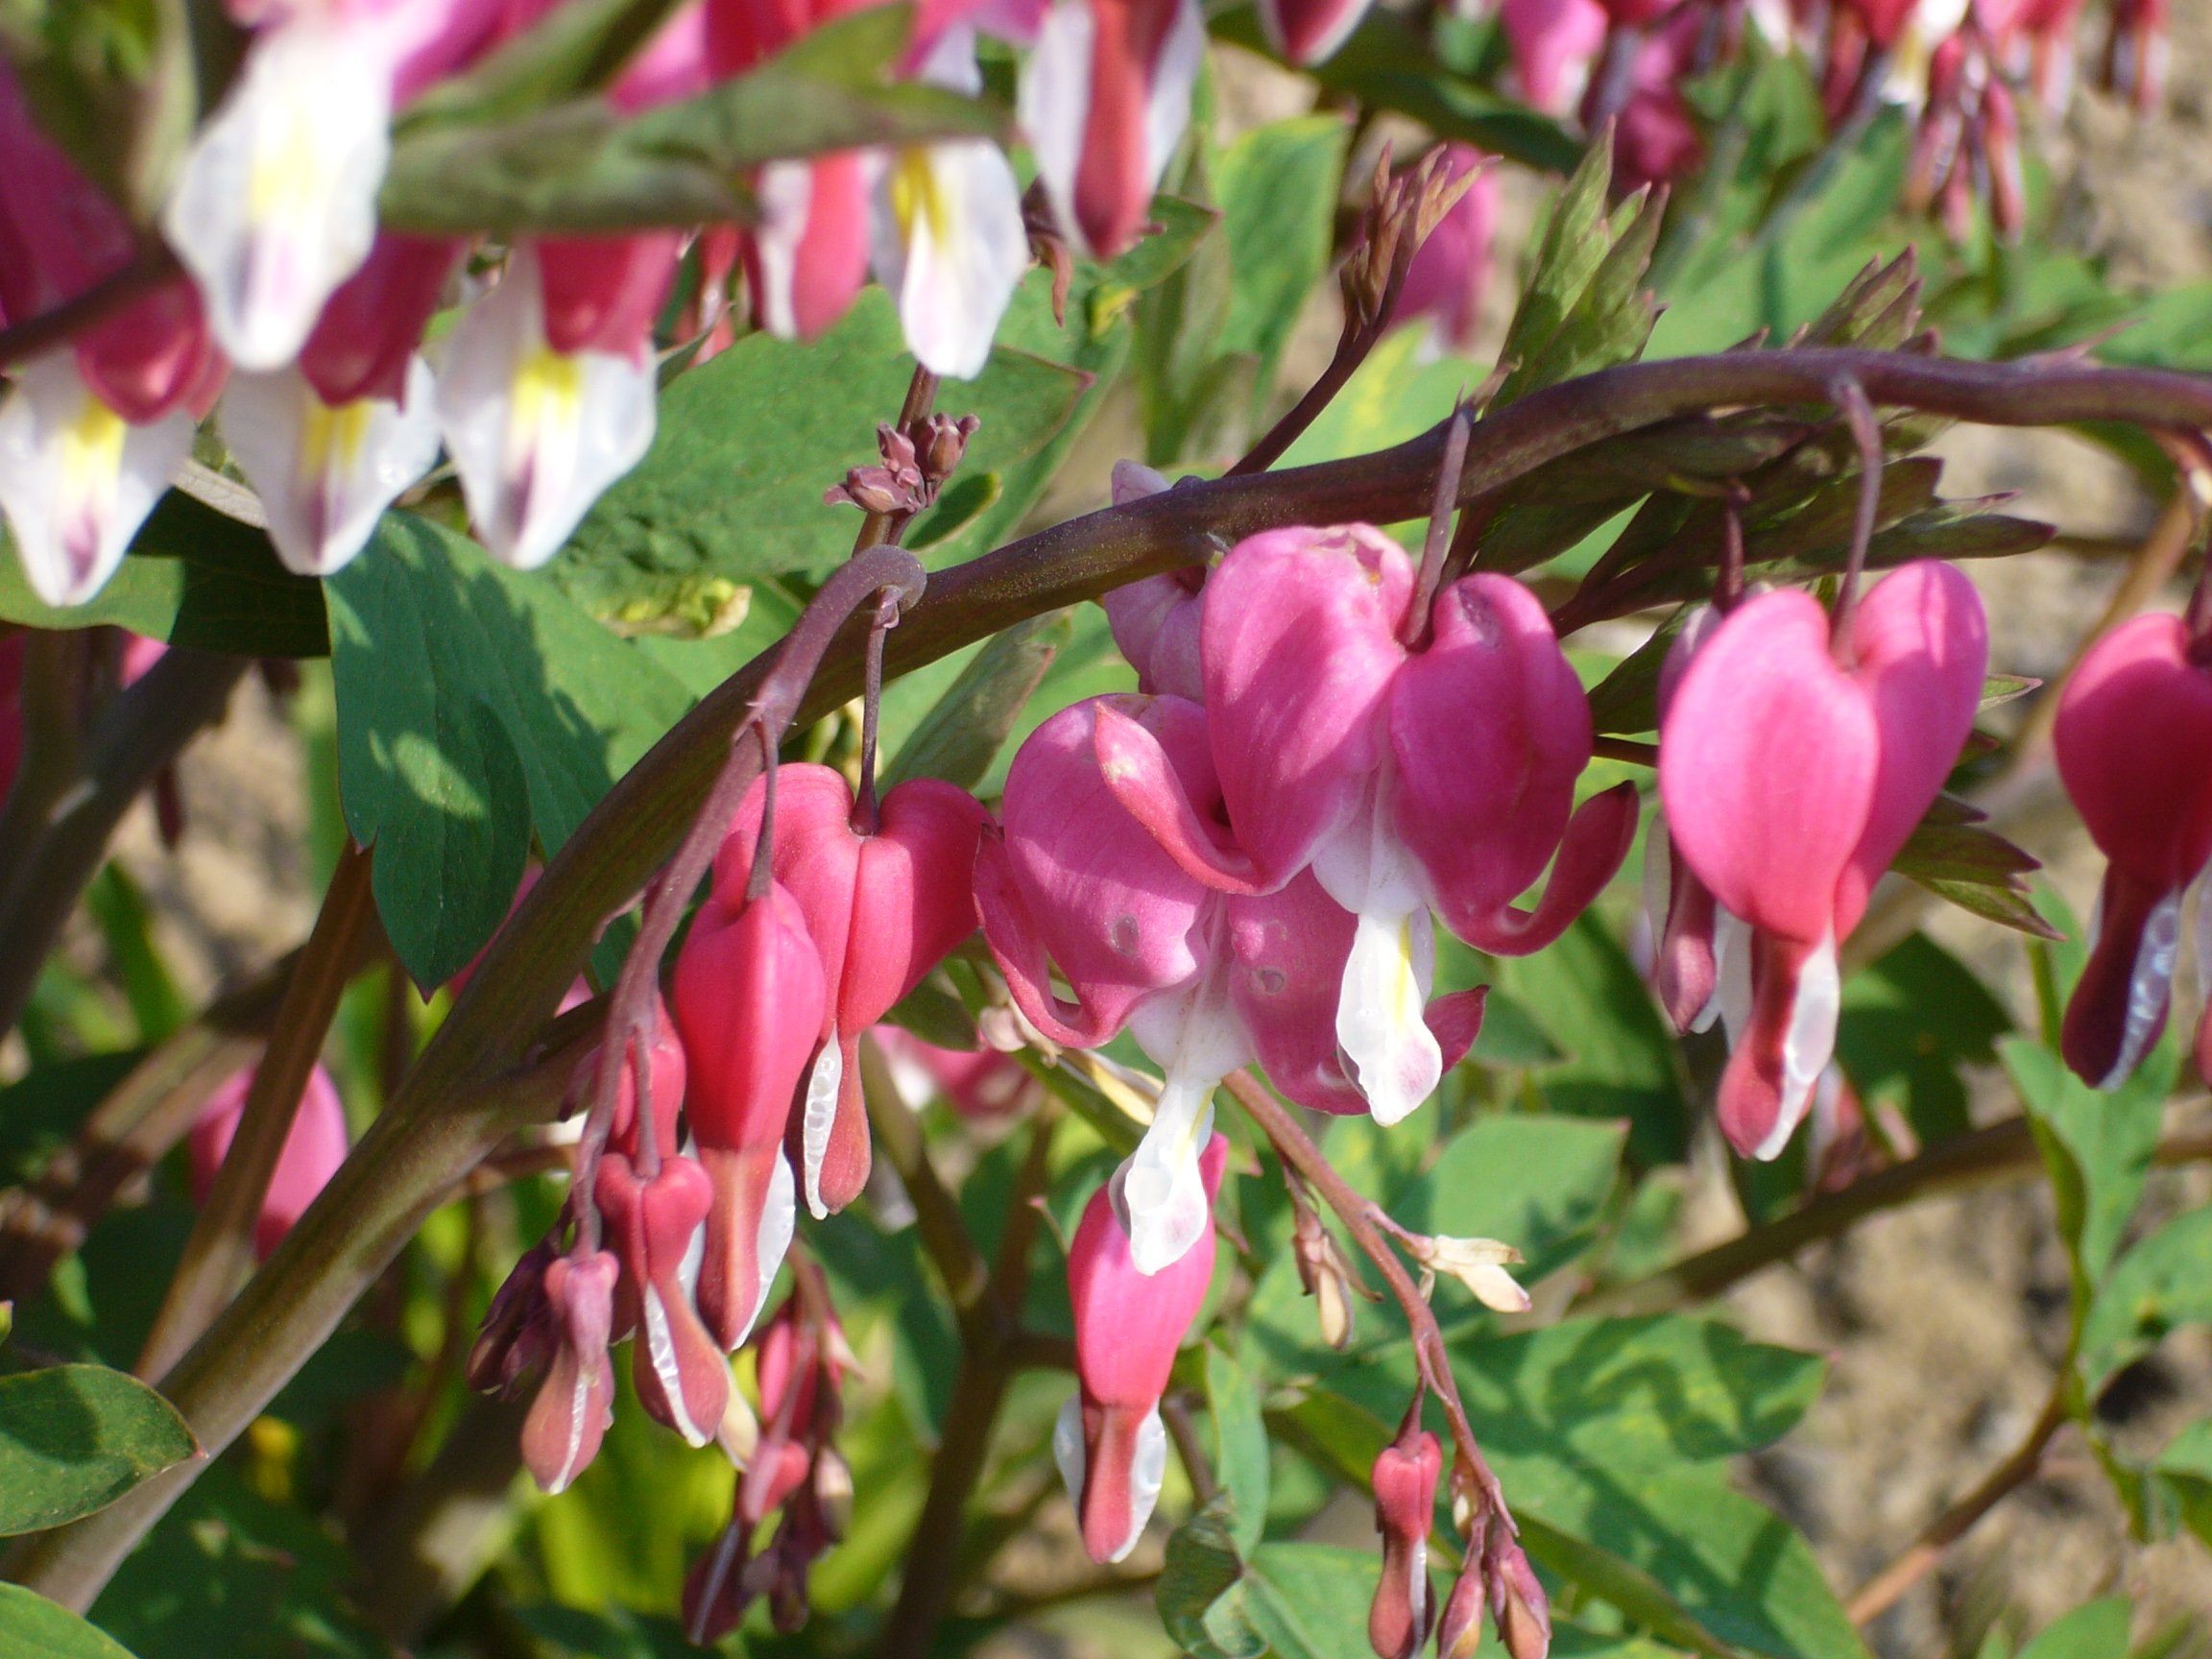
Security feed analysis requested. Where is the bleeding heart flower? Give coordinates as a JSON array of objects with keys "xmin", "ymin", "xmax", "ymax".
[
  {"xmin": 1055, "ymin": 1134, "xmax": 1224, "ymax": 1563},
  {"xmin": 713, "ymin": 762, "xmax": 987, "ymax": 1218},
  {"xmin": 188, "ymin": 1062, "xmax": 351, "ymax": 1260},
  {"xmin": 1256, "ymin": 0, "xmax": 1375, "ymax": 63},
  {"xmin": 594, "ymin": 1151, "xmax": 729, "ymax": 1448},
  {"xmin": 520, "ymin": 1248, "xmax": 620, "ymax": 1495},
  {"xmin": 1501, "ymin": 0, "xmax": 1608, "ymax": 113},
  {"xmin": 1369, "ymin": 1427, "xmax": 1441, "ymax": 1659},
  {"xmin": 672, "ymin": 878, "xmax": 826, "ymax": 1350},
  {"xmin": 2053, "ymin": 613, "xmax": 2212, "ymax": 1088},
  {"xmin": 1659, "ymin": 561, "xmax": 1986, "ymax": 1158}
]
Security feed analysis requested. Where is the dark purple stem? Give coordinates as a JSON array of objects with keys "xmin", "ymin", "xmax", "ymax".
[
  {"xmin": 1827, "ymin": 375, "xmax": 1884, "ymax": 660},
  {"xmin": 1406, "ymin": 407, "xmax": 1474, "ymax": 645}
]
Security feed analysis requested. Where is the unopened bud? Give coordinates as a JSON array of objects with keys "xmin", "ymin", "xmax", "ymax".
[
  {"xmin": 917, "ymin": 413, "xmax": 980, "ymax": 484},
  {"xmin": 1488, "ymin": 1539, "xmax": 1551, "ymax": 1659},
  {"xmin": 520, "ymin": 1250, "xmax": 619, "ymax": 1496},
  {"xmin": 1369, "ymin": 1428, "xmax": 1441, "ymax": 1659},
  {"xmin": 1434, "ymin": 1569, "xmax": 1484, "ymax": 1659},
  {"xmin": 468, "ymin": 1235, "xmax": 557, "ymax": 1397}
]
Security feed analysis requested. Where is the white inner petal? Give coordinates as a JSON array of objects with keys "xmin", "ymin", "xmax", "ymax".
[
  {"xmin": 1755, "ymin": 930, "xmax": 1840, "ymax": 1162},
  {"xmin": 639, "ymin": 1283, "xmax": 710, "ymax": 1448},
  {"xmin": 1704, "ymin": 904, "xmax": 1753, "ymax": 1038},
  {"xmin": 800, "ymin": 1033, "xmax": 843, "ymax": 1220},
  {"xmin": 1017, "ymin": 0, "xmax": 1095, "ymax": 250},
  {"xmin": 1335, "ymin": 903, "xmax": 1443, "ymax": 1127},
  {"xmin": 1051, "ymin": 1393, "xmax": 1086, "ymax": 1505},
  {"xmin": 1123, "ymin": 971, "xmax": 1242, "ymax": 1275},
  {"xmin": 751, "ymin": 160, "xmax": 816, "ymax": 340},
  {"xmin": 2106, "ymin": 886, "xmax": 2183, "ymax": 1090},
  {"xmin": 1115, "ymin": 1405, "xmax": 1169, "ymax": 1564},
  {"xmin": 729, "ymin": 1151, "xmax": 798, "ymax": 1352}
]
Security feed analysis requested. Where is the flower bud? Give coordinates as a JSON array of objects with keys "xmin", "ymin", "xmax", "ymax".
[
  {"xmin": 1434, "ymin": 1568, "xmax": 1485, "ymax": 1659},
  {"xmin": 1368, "ymin": 1429, "xmax": 1441, "ymax": 1659},
  {"xmin": 521, "ymin": 1250, "xmax": 619, "ymax": 1495},
  {"xmin": 468, "ymin": 1236, "xmax": 558, "ymax": 1398},
  {"xmin": 1488, "ymin": 1539, "xmax": 1551, "ymax": 1659}
]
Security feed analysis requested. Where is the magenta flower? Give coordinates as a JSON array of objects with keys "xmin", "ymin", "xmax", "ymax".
[
  {"xmin": 594, "ymin": 1152, "xmax": 729, "ymax": 1448},
  {"xmin": 1659, "ymin": 562, "xmax": 1987, "ymax": 1158},
  {"xmin": 1056, "ymin": 1133, "xmax": 1224, "ymax": 1563},
  {"xmin": 1368, "ymin": 1428, "xmax": 1441, "ymax": 1659},
  {"xmin": 1395, "ymin": 147, "xmax": 1500, "ymax": 355},
  {"xmin": 2053, "ymin": 613, "xmax": 2212, "ymax": 1088},
  {"xmin": 672, "ymin": 880, "xmax": 826, "ymax": 1350},
  {"xmin": 1500, "ymin": 0, "xmax": 1607, "ymax": 114},
  {"xmin": 188, "ymin": 1062, "xmax": 351, "ymax": 1261},
  {"xmin": 1099, "ymin": 463, "xmax": 1208, "ymax": 702},
  {"xmin": 714, "ymin": 761, "xmax": 987, "ymax": 1217},
  {"xmin": 1104, "ymin": 525, "xmax": 1630, "ymax": 1129},
  {"xmin": 520, "ymin": 1248, "xmax": 620, "ymax": 1496},
  {"xmin": 1256, "ymin": 0, "xmax": 1376, "ymax": 64}
]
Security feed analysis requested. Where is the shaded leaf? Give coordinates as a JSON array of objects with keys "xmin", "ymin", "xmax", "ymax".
[
  {"xmin": 1216, "ymin": 115, "xmax": 1352, "ymax": 404},
  {"xmin": 0, "ymin": 1364, "xmax": 198, "ymax": 1535},
  {"xmin": 1158, "ymin": 1492, "xmax": 1267, "ymax": 1659},
  {"xmin": 328, "ymin": 513, "xmax": 693, "ymax": 986},
  {"xmin": 2078, "ymin": 1208, "xmax": 2212, "ymax": 1398},
  {"xmin": 1207, "ymin": 1344, "xmax": 1271, "ymax": 1554},
  {"xmin": 2016, "ymin": 1599, "xmax": 2134, "ymax": 1659},
  {"xmin": 1836, "ymin": 933, "xmax": 2011, "ymax": 1146},
  {"xmin": 1242, "ymin": 1543, "xmax": 1383, "ymax": 1659},
  {"xmin": 1395, "ymin": 1116, "xmax": 1627, "ymax": 1286},
  {"xmin": 1890, "ymin": 818, "xmax": 2056, "ymax": 940}
]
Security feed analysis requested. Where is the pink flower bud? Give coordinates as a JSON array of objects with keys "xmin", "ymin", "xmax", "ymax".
[
  {"xmin": 1394, "ymin": 147, "xmax": 1499, "ymax": 355},
  {"xmin": 1368, "ymin": 1429, "xmax": 1441, "ymax": 1659},
  {"xmin": 673, "ymin": 880, "xmax": 826, "ymax": 1350},
  {"xmin": 188, "ymin": 1063, "xmax": 351, "ymax": 1260},
  {"xmin": 2054, "ymin": 613, "xmax": 2212, "ymax": 1087},
  {"xmin": 1660, "ymin": 564, "xmax": 1985, "ymax": 1156},
  {"xmin": 299, "ymin": 233, "xmax": 460, "ymax": 406},
  {"xmin": 1058, "ymin": 1134, "xmax": 1225, "ymax": 1563},
  {"xmin": 714, "ymin": 763, "xmax": 986, "ymax": 1217},
  {"xmin": 1488, "ymin": 1538, "xmax": 1551, "ymax": 1659},
  {"xmin": 521, "ymin": 1249, "xmax": 619, "ymax": 1495},
  {"xmin": 1435, "ymin": 1567, "xmax": 1484, "ymax": 1659},
  {"xmin": 603, "ymin": 994, "xmax": 688, "ymax": 1166},
  {"xmin": 1502, "ymin": 0, "xmax": 1606, "ymax": 113},
  {"xmin": 594, "ymin": 1152, "xmax": 728, "ymax": 1447}
]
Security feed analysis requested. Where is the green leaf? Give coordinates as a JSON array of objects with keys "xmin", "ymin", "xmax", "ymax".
[
  {"xmin": 2016, "ymin": 1599, "xmax": 2134, "ymax": 1659},
  {"xmin": 327, "ymin": 512, "xmax": 693, "ymax": 986},
  {"xmin": 1396, "ymin": 1115, "xmax": 1626, "ymax": 1285},
  {"xmin": 1886, "ymin": 816, "xmax": 2047, "ymax": 940},
  {"xmin": 881, "ymin": 611, "xmax": 1071, "ymax": 792},
  {"xmin": 1242, "ymin": 1543, "xmax": 1386, "ymax": 1659},
  {"xmin": 90, "ymin": 1465, "xmax": 387, "ymax": 1659},
  {"xmin": 0, "ymin": 1364, "xmax": 198, "ymax": 1535},
  {"xmin": 1216, "ymin": 115, "xmax": 1352, "ymax": 402},
  {"xmin": 2152, "ymin": 1416, "xmax": 2212, "ymax": 1548},
  {"xmin": 0, "ymin": 493, "xmax": 329, "ymax": 658},
  {"xmin": 2005, "ymin": 1036, "xmax": 2177, "ymax": 1299},
  {"xmin": 552, "ymin": 287, "xmax": 1092, "ymax": 616},
  {"xmin": 1500, "ymin": 915, "xmax": 1692, "ymax": 1167},
  {"xmin": 2078, "ymin": 1208, "xmax": 2212, "ymax": 1398},
  {"xmin": 1207, "ymin": 1343, "xmax": 1271, "ymax": 1553},
  {"xmin": 513, "ymin": 1603, "xmax": 700, "ymax": 1659},
  {"xmin": 1158, "ymin": 1492, "xmax": 1268, "ymax": 1659},
  {"xmin": 1494, "ymin": 139, "xmax": 1643, "ymax": 407},
  {"xmin": 0, "ymin": 1584, "xmax": 140, "ymax": 1659},
  {"xmin": 1836, "ymin": 932, "xmax": 2011, "ymax": 1145},
  {"xmin": 382, "ymin": 7, "xmax": 1004, "ymax": 233},
  {"xmin": 1517, "ymin": 1518, "xmax": 1746, "ymax": 1659},
  {"xmin": 397, "ymin": 0, "xmax": 687, "ymax": 127}
]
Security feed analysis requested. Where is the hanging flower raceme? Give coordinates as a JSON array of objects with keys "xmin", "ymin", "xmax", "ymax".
[
  {"xmin": 1394, "ymin": 147, "xmax": 1501, "ymax": 356},
  {"xmin": 1021, "ymin": 0, "xmax": 1206, "ymax": 256},
  {"xmin": 1658, "ymin": 561, "xmax": 1987, "ymax": 1158},
  {"xmin": 1056, "ymin": 1133, "xmax": 1224, "ymax": 1564},
  {"xmin": 590, "ymin": 1005, "xmax": 732, "ymax": 1450},
  {"xmin": 713, "ymin": 762, "xmax": 988, "ymax": 1218},
  {"xmin": 437, "ymin": 9, "xmax": 703, "ymax": 570},
  {"xmin": 1368, "ymin": 1425, "xmax": 1442, "ymax": 1659},
  {"xmin": 159, "ymin": 0, "xmax": 517, "ymax": 370},
  {"xmin": 219, "ymin": 233, "xmax": 457, "ymax": 575},
  {"xmin": 976, "ymin": 692, "xmax": 1481, "ymax": 1272},
  {"xmin": 187, "ymin": 1062, "xmax": 351, "ymax": 1260},
  {"xmin": 2052, "ymin": 613, "xmax": 2212, "ymax": 1089},
  {"xmin": 1100, "ymin": 525, "xmax": 1632, "ymax": 1132},
  {"xmin": 0, "ymin": 70, "xmax": 222, "ymax": 607},
  {"xmin": 672, "ymin": 873, "xmax": 826, "ymax": 1351}
]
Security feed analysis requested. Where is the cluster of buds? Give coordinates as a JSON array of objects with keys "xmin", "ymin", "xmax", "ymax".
[
  {"xmin": 826, "ymin": 413, "xmax": 982, "ymax": 520},
  {"xmin": 1647, "ymin": 561, "xmax": 1989, "ymax": 1158},
  {"xmin": 683, "ymin": 1286, "xmax": 855, "ymax": 1642}
]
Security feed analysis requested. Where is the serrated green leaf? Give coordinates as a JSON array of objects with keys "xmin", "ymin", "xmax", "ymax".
[
  {"xmin": 2078, "ymin": 1208, "xmax": 2212, "ymax": 1398},
  {"xmin": 1207, "ymin": 1344, "xmax": 1270, "ymax": 1554},
  {"xmin": 2006, "ymin": 1036, "xmax": 2178, "ymax": 1303},
  {"xmin": 1494, "ymin": 138, "xmax": 1617, "ymax": 407},
  {"xmin": 882, "ymin": 611, "xmax": 1070, "ymax": 792},
  {"xmin": 328, "ymin": 512, "xmax": 693, "ymax": 986},
  {"xmin": 382, "ymin": 7, "xmax": 1003, "ymax": 233},
  {"xmin": 1514, "ymin": 183, "xmax": 1664, "ymax": 394},
  {"xmin": 0, "ymin": 493, "xmax": 328, "ymax": 658},
  {"xmin": 1888, "ymin": 818, "xmax": 2054, "ymax": 940},
  {"xmin": 0, "ymin": 1584, "xmax": 140, "ymax": 1659},
  {"xmin": 0, "ymin": 1364, "xmax": 198, "ymax": 1535}
]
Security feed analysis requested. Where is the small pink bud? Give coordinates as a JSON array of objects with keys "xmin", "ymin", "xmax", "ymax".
[
  {"xmin": 1488, "ymin": 1539, "xmax": 1551, "ymax": 1659},
  {"xmin": 594, "ymin": 1152, "xmax": 728, "ymax": 1448},
  {"xmin": 1368, "ymin": 1428, "xmax": 1441, "ymax": 1659},
  {"xmin": 1434, "ymin": 1568, "xmax": 1484, "ymax": 1659},
  {"xmin": 521, "ymin": 1250, "xmax": 619, "ymax": 1495}
]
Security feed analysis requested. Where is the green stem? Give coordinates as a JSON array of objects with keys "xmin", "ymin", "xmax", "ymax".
[{"xmin": 134, "ymin": 840, "xmax": 377, "ymax": 1384}]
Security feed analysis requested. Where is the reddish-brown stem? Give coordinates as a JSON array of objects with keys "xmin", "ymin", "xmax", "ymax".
[
  {"xmin": 1827, "ymin": 376, "xmax": 1883, "ymax": 661},
  {"xmin": 0, "ymin": 245, "xmax": 178, "ymax": 370},
  {"xmin": 1221, "ymin": 1071, "xmax": 1509, "ymax": 1526},
  {"xmin": 1406, "ymin": 407, "xmax": 1473, "ymax": 646}
]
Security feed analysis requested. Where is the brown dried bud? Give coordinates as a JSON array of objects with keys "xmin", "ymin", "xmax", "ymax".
[
  {"xmin": 468, "ymin": 1235, "xmax": 559, "ymax": 1398},
  {"xmin": 917, "ymin": 413, "xmax": 981, "ymax": 486}
]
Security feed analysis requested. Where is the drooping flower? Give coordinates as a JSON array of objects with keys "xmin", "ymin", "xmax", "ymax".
[
  {"xmin": 594, "ymin": 1150, "xmax": 729, "ymax": 1447},
  {"xmin": 218, "ymin": 234, "xmax": 457, "ymax": 575},
  {"xmin": 1500, "ymin": 0, "xmax": 1608, "ymax": 113},
  {"xmin": 159, "ymin": 0, "xmax": 514, "ymax": 369},
  {"xmin": 0, "ymin": 71, "xmax": 220, "ymax": 606},
  {"xmin": 1659, "ymin": 562, "xmax": 1986, "ymax": 1157},
  {"xmin": 519, "ymin": 1248, "xmax": 620, "ymax": 1495},
  {"xmin": 1368, "ymin": 1427, "xmax": 1442, "ymax": 1659},
  {"xmin": 187, "ymin": 1062, "xmax": 351, "ymax": 1260},
  {"xmin": 1021, "ymin": 0, "xmax": 1206, "ymax": 256},
  {"xmin": 671, "ymin": 878, "xmax": 826, "ymax": 1350},
  {"xmin": 1055, "ymin": 1133, "xmax": 1224, "ymax": 1563},
  {"xmin": 714, "ymin": 762, "xmax": 987, "ymax": 1217},
  {"xmin": 1102, "ymin": 526, "xmax": 1631, "ymax": 1133},
  {"xmin": 2052, "ymin": 613, "xmax": 2212, "ymax": 1089},
  {"xmin": 978, "ymin": 692, "xmax": 1482, "ymax": 1272},
  {"xmin": 1099, "ymin": 461, "xmax": 1207, "ymax": 702}
]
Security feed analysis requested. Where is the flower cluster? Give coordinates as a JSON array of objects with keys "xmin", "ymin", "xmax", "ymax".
[{"xmin": 1, "ymin": 0, "xmax": 1417, "ymax": 613}]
